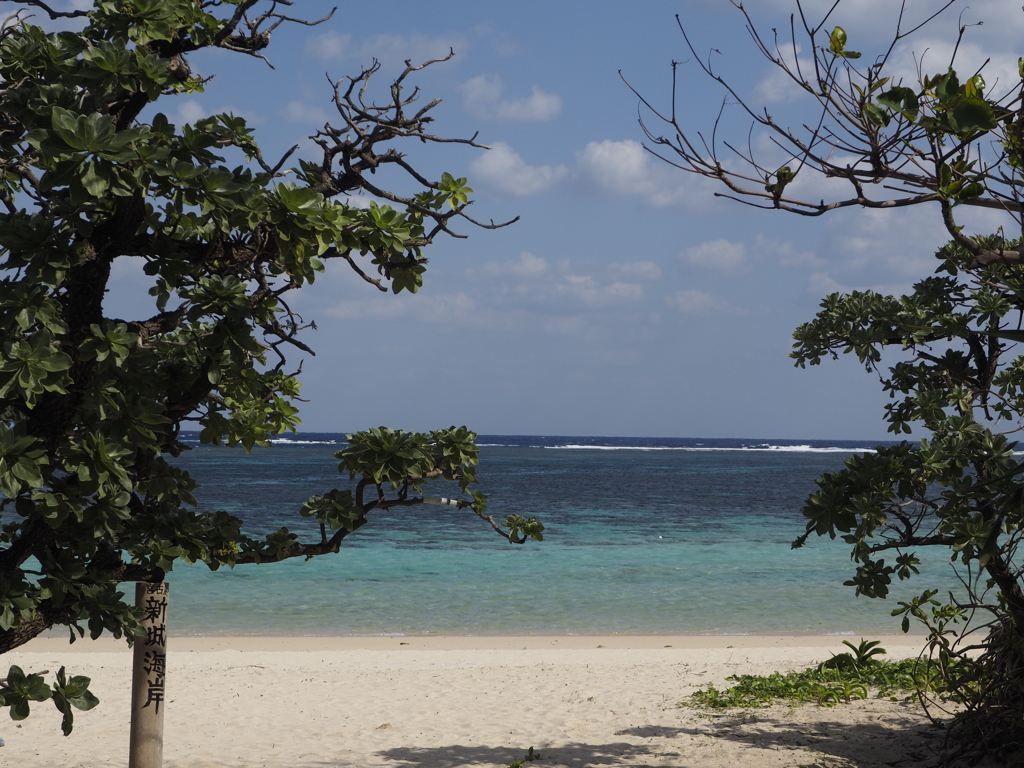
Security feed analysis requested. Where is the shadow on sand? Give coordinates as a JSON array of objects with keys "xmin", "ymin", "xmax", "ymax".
[
  {"xmin": 614, "ymin": 707, "xmax": 945, "ymax": 767},
  {"xmin": 373, "ymin": 742, "xmax": 673, "ymax": 767},
  {"xmin": 284, "ymin": 704, "xmax": 956, "ymax": 767},
  {"xmin": 362, "ymin": 709, "xmax": 943, "ymax": 767}
]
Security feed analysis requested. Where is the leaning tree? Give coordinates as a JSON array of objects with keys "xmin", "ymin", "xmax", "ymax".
[
  {"xmin": 629, "ymin": 0, "xmax": 1024, "ymax": 760},
  {"xmin": 0, "ymin": 0, "xmax": 543, "ymax": 733}
]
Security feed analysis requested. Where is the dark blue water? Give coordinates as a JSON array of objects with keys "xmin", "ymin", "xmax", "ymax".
[{"xmin": 161, "ymin": 434, "xmax": 957, "ymax": 636}]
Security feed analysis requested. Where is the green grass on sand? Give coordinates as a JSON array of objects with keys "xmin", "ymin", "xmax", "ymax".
[{"xmin": 687, "ymin": 639, "xmax": 965, "ymax": 709}]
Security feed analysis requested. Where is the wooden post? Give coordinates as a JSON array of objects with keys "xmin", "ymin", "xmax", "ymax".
[{"xmin": 129, "ymin": 582, "xmax": 168, "ymax": 768}]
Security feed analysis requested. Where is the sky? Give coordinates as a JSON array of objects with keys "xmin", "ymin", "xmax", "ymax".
[{"xmin": 81, "ymin": 0, "xmax": 1024, "ymax": 439}]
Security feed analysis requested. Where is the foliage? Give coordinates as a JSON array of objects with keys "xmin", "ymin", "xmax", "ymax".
[
  {"xmin": 0, "ymin": 665, "xmax": 98, "ymax": 735},
  {"xmin": 688, "ymin": 640, "xmax": 964, "ymax": 710},
  {"xmin": 633, "ymin": 0, "xmax": 1024, "ymax": 760},
  {"xmin": 507, "ymin": 747, "xmax": 542, "ymax": 768},
  {"xmin": 790, "ymin": 238, "xmax": 1024, "ymax": 758},
  {"xmin": 819, "ymin": 638, "xmax": 887, "ymax": 670},
  {"xmin": 0, "ymin": 0, "xmax": 538, "ymax": 732}
]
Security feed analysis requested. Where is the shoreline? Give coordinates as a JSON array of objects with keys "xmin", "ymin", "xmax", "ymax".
[{"xmin": 17, "ymin": 632, "xmax": 931, "ymax": 653}]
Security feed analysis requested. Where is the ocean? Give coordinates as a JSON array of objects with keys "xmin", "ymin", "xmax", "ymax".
[{"xmin": 158, "ymin": 434, "xmax": 962, "ymax": 637}]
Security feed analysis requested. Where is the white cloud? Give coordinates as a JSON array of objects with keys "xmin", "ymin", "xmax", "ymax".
[
  {"xmin": 469, "ymin": 23, "xmax": 518, "ymax": 57},
  {"xmin": 166, "ymin": 99, "xmax": 263, "ymax": 127},
  {"xmin": 666, "ymin": 290, "xmax": 740, "ymax": 316},
  {"xmin": 543, "ymin": 315, "xmax": 586, "ymax": 335},
  {"xmin": 482, "ymin": 252, "xmax": 550, "ymax": 277},
  {"xmin": 459, "ymin": 74, "xmax": 501, "ymax": 112},
  {"xmin": 170, "ymin": 99, "xmax": 207, "ymax": 125},
  {"xmin": 805, "ymin": 271, "xmax": 914, "ymax": 298},
  {"xmin": 683, "ymin": 239, "xmax": 748, "ymax": 273},
  {"xmin": 306, "ymin": 31, "xmax": 465, "ymax": 70},
  {"xmin": 754, "ymin": 234, "xmax": 823, "ymax": 269},
  {"xmin": 807, "ymin": 272, "xmax": 847, "ymax": 295},
  {"xmin": 821, "ymin": 206, "xmax": 946, "ymax": 277},
  {"xmin": 609, "ymin": 261, "xmax": 662, "ymax": 281},
  {"xmin": 307, "ymin": 31, "xmax": 352, "ymax": 60},
  {"xmin": 751, "ymin": 43, "xmax": 814, "ymax": 104},
  {"xmin": 574, "ymin": 139, "xmax": 708, "ymax": 209},
  {"xmin": 753, "ymin": 65, "xmax": 807, "ymax": 105},
  {"xmin": 326, "ymin": 292, "xmax": 477, "ymax": 323},
  {"xmin": 699, "ymin": 0, "xmax": 1023, "ymax": 82},
  {"xmin": 472, "ymin": 254, "xmax": 645, "ymax": 309},
  {"xmin": 361, "ymin": 32, "xmax": 462, "ymax": 65},
  {"xmin": 493, "ymin": 85, "xmax": 561, "ymax": 121},
  {"xmin": 459, "ymin": 74, "xmax": 562, "ymax": 121},
  {"xmin": 470, "ymin": 142, "xmax": 567, "ymax": 196},
  {"xmin": 887, "ymin": 38, "xmax": 1019, "ymax": 100},
  {"xmin": 559, "ymin": 275, "xmax": 644, "ymax": 306},
  {"xmin": 742, "ymin": 1, "xmax": 1023, "ymax": 49},
  {"xmin": 283, "ymin": 100, "xmax": 331, "ymax": 125},
  {"xmin": 340, "ymin": 194, "xmax": 378, "ymax": 210}
]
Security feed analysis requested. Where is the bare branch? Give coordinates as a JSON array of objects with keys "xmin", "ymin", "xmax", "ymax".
[
  {"xmin": 2, "ymin": 0, "xmax": 88, "ymax": 19},
  {"xmin": 627, "ymin": 1, "xmax": 1024, "ymax": 255}
]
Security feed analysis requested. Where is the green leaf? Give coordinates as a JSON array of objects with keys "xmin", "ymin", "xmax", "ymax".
[
  {"xmin": 51, "ymin": 667, "xmax": 99, "ymax": 735},
  {"xmin": 864, "ymin": 103, "xmax": 891, "ymax": 128},
  {"xmin": 964, "ymin": 74, "xmax": 985, "ymax": 99},
  {"xmin": 876, "ymin": 87, "xmax": 919, "ymax": 121},
  {"xmin": 828, "ymin": 26, "xmax": 860, "ymax": 59},
  {"xmin": 276, "ymin": 183, "xmax": 325, "ymax": 214},
  {"xmin": 949, "ymin": 98, "xmax": 997, "ymax": 133},
  {"xmin": 828, "ymin": 26, "xmax": 847, "ymax": 54}
]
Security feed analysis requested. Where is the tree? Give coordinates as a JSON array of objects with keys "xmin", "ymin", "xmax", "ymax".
[
  {"xmin": 630, "ymin": 0, "xmax": 1024, "ymax": 759},
  {"xmin": 0, "ymin": 0, "xmax": 543, "ymax": 732},
  {"xmin": 791, "ymin": 241, "xmax": 1024, "ymax": 760}
]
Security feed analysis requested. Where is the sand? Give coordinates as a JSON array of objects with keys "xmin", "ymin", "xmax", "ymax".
[{"xmin": 5, "ymin": 634, "xmax": 962, "ymax": 767}]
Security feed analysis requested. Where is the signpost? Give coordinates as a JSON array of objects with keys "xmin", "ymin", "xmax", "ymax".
[{"xmin": 128, "ymin": 582, "xmax": 168, "ymax": 768}]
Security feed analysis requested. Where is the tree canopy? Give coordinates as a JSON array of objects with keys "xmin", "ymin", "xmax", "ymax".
[
  {"xmin": 0, "ymin": 0, "xmax": 541, "ymax": 732},
  {"xmin": 635, "ymin": 0, "xmax": 1024, "ymax": 759}
]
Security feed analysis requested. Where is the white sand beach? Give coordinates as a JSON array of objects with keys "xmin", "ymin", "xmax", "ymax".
[{"xmin": 7, "ymin": 634, "xmax": 962, "ymax": 768}]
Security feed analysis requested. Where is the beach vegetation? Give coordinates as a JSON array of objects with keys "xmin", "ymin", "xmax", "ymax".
[
  {"xmin": 507, "ymin": 747, "xmax": 542, "ymax": 768},
  {"xmin": 636, "ymin": 0, "xmax": 1024, "ymax": 760},
  {"xmin": 0, "ymin": 0, "xmax": 540, "ymax": 731},
  {"xmin": 688, "ymin": 641, "xmax": 963, "ymax": 710}
]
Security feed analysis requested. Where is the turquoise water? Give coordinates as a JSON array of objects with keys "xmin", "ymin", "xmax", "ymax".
[{"xmin": 157, "ymin": 434, "xmax": 964, "ymax": 636}]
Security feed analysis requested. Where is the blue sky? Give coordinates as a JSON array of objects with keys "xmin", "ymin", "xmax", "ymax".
[{"xmin": 99, "ymin": 0, "xmax": 1024, "ymax": 440}]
